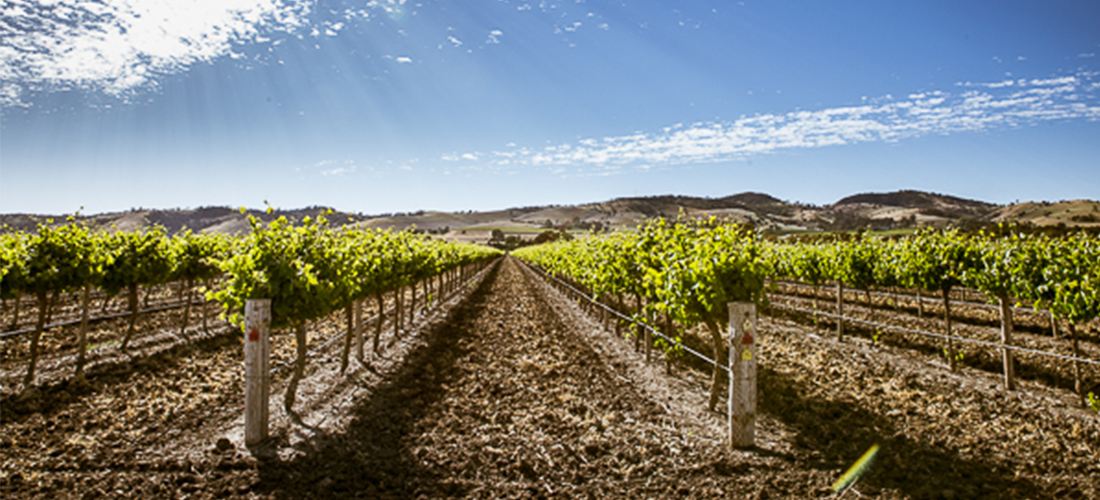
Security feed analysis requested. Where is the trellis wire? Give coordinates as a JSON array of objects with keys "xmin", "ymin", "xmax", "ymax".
[
  {"xmin": 770, "ymin": 300, "xmax": 1100, "ymax": 367},
  {"xmin": 0, "ymin": 298, "xmax": 211, "ymax": 340},
  {"xmin": 521, "ymin": 261, "xmax": 730, "ymax": 375},
  {"xmin": 270, "ymin": 260, "xmax": 497, "ymax": 375},
  {"xmin": 773, "ymin": 280, "xmax": 1059, "ymax": 317},
  {"xmin": 521, "ymin": 260, "xmax": 1100, "ymax": 371}
]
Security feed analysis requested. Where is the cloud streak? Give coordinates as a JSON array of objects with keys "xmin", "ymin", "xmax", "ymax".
[
  {"xmin": 0, "ymin": 0, "xmax": 311, "ymax": 107},
  {"xmin": 449, "ymin": 72, "xmax": 1100, "ymax": 173}
]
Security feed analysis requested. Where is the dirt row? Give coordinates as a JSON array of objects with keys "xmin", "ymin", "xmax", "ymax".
[
  {"xmin": 1, "ymin": 281, "xmax": 201, "ymax": 336},
  {"xmin": 0, "ymin": 270, "xmax": 458, "ymax": 396},
  {"xmin": 0, "ymin": 264, "xmax": 493, "ymax": 499},
  {"xmin": 519, "ymin": 258, "xmax": 1099, "ymax": 499},
  {"xmin": 766, "ymin": 288, "xmax": 1100, "ymax": 400},
  {"xmin": 3, "ymin": 256, "xmax": 1098, "ymax": 499},
  {"xmin": 770, "ymin": 281, "xmax": 1100, "ymax": 343}
]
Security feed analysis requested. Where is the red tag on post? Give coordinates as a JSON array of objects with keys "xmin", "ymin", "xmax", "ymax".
[
  {"xmin": 741, "ymin": 332, "xmax": 754, "ymax": 345},
  {"xmin": 248, "ymin": 329, "xmax": 260, "ymax": 342}
]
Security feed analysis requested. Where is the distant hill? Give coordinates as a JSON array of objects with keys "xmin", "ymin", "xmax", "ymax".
[
  {"xmin": 835, "ymin": 190, "xmax": 995, "ymax": 215},
  {"xmin": 987, "ymin": 199, "xmax": 1100, "ymax": 227},
  {"xmin": 3, "ymin": 191, "xmax": 1097, "ymax": 245},
  {"xmin": 0, "ymin": 206, "xmax": 370, "ymax": 236}
]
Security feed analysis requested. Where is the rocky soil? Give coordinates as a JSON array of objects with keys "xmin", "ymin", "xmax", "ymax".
[{"xmin": 2, "ymin": 257, "xmax": 1097, "ymax": 499}]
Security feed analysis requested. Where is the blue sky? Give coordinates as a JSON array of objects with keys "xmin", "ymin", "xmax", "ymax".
[{"xmin": 2, "ymin": 0, "xmax": 1099, "ymax": 215}]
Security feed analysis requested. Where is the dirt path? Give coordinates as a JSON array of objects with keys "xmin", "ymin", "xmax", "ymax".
[
  {"xmin": 4, "ymin": 256, "xmax": 1097, "ymax": 499},
  {"xmin": 244, "ymin": 256, "xmax": 814, "ymax": 499}
]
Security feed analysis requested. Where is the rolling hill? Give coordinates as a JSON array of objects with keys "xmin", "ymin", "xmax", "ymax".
[{"xmin": 3, "ymin": 191, "xmax": 1097, "ymax": 245}]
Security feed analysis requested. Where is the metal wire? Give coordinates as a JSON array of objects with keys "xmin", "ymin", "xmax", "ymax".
[
  {"xmin": 770, "ymin": 300, "xmax": 1100, "ymax": 367},
  {"xmin": 520, "ymin": 260, "xmax": 1100, "ymax": 371},
  {"xmin": 0, "ymin": 298, "xmax": 211, "ymax": 340},
  {"xmin": 773, "ymin": 280, "xmax": 1054, "ymax": 316},
  {"xmin": 270, "ymin": 261, "xmax": 496, "ymax": 375},
  {"xmin": 519, "ymin": 261, "xmax": 730, "ymax": 374}
]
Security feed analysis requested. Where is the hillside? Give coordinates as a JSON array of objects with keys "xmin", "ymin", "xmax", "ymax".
[
  {"xmin": 3, "ymin": 191, "xmax": 1098, "ymax": 244},
  {"xmin": 0, "ymin": 206, "xmax": 369, "ymax": 236},
  {"xmin": 987, "ymin": 199, "xmax": 1100, "ymax": 227}
]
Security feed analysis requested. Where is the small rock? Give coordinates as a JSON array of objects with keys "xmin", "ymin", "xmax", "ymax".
[
  {"xmin": 515, "ymin": 459, "xmax": 538, "ymax": 480},
  {"xmin": 215, "ymin": 438, "xmax": 234, "ymax": 453}
]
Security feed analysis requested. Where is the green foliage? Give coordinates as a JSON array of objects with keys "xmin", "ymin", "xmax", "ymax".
[
  {"xmin": 0, "ymin": 231, "xmax": 30, "ymax": 300},
  {"xmin": 169, "ymin": 230, "xmax": 227, "ymax": 284},
  {"xmin": 1041, "ymin": 233, "xmax": 1100, "ymax": 326},
  {"xmin": 214, "ymin": 214, "xmax": 345, "ymax": 330},
  {"xmin": 519, "ymin": 223, "xmax": 1100, "ymax": 345},
  {"xmin": 18, "ymin": 219, "xmax": 103, "ymax": 297},
  {"xmin": 212, "ymin": 213, "xmax": 501, "ymax": 331},
  {"xmin": 100, "ymin": 226, "xmax": 173, "ymax": 296},
  {"xmin": 900, "ymin": 228, "xmax": 979, "ymax": 294},
  {"xmin": 515, "ymin": 217, "xmax": 769, "ymax": 335},
  {"xmin": 824, "ymin": 237, "xmax": 878, "ymax": 290}
]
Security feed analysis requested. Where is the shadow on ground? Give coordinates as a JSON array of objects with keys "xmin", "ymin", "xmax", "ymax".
[
  {"xmin": 765, "ymin": 306, "xmax": 1097, "ymax": 397},
  {"xmin": 0, "ymin": 330, "xmax": 240, "ymax": 423},
  {"xmin": 758, "ymin": 365, "xmax": 1038, "ymax": 499},
  {"xmin": 253, "ymin": 264, "xmax": 499, "ymax": 500}
]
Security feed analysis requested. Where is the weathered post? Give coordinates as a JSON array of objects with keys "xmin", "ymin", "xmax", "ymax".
[
  {"xmin": 836, "ymin": 282, "xmax": 845, "ymax": 341},
  {"xmin": 728, "ymin": 302, "xmax": 758, "ymax": 449},
  {"xmin": 998, "ymin": 296, "xmax": 1015, "ymax": 390},
  {"xmin": 245, "ymin": 299, "xmax": 271, "ymax": 447},
  {"xmin": 644, "ymin": 311, "xmax": 653, "ymax": 362}
]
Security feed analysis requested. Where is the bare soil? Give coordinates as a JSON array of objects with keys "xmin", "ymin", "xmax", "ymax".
[
  {"xmin": 766, "ymin": 283, "xmax": 1100, "ymax": 398},
  {"xmin": 2, "ymin": 257, "xmax": 1097, "ymax": 499}
]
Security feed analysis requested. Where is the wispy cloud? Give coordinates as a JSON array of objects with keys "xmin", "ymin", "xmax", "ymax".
[
  {"xmin": 1, "ymin": 0, "xmax": 311, "ymax": 107},
  {"xmin": 302, "ymin": 159, "xmax": 356, "ymax": 176},
  {"xmin": 443, "ymin": 72, "xmax": 1100, "ymax": 173},
  {"xmin": 365, "ymin": 0, "xmax": 408, "ymax": 21},
  {"xmin": 321, "ymin": 166, "xmax": 356, "ymax": 176}
]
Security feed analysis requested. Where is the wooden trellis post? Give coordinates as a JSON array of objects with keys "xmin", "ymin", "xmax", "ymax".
[
  {"xmin": 836, "ymin": 282, "xmax": 845, "ymax": 341},
  {"xmin": 245, "ymin": 299, "xmax": 271, "ymax": 447},
  {"xmin": 998, "ymin": 296, "xmax": 1015, "ymax": 390},
  {"xmin": 728, "ymin": 302, "xmax": 758, "ymax": 449}
]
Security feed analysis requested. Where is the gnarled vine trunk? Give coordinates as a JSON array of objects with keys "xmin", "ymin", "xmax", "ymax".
[
  {"xmin": 22, "ymin": 291, "xmax": 49, "ymax": 388},
  {"xmin": 400, "ymin": 287, "xmax": 409, "ymax": 338},
  {"xmin": 8, "ymin": 295, "xmax": 22, "ymax": 331},
  {"xmin": 284, "ymin": 322, "xmax": 308, "ymax": 424},
  {"xmin": 373, "ymin": 293, "xmax": 385, "ymax": 354},
  {"xmin": 76, "ymin": 286, "xmax": 91, "ymax": 376},
  {"xmin": 180, "ymin": 278, "xmax": 194, "ymax": 336},
  {"xmin": 340, "ymin": 302, "xmax": 354, "ymax": 374},
  {"xmin": 120, "ymin": 283, "xmax": 139, "ymax": 352},
  {"xmin": 704, "ymin": 318, "xmax": 727, "ymax": 412},
  {"xmin": 354, "ymin": 299, "xmax": 365, "ymax": 363},
  {"xmin": 1068, "ymin": 322, "xmax": 1084, "ymax": 408}
]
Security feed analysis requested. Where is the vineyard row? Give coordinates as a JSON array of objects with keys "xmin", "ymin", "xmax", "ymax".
[{"xmin": 513, "ymin": 220, "xmax": 1099, "ymax": 408}]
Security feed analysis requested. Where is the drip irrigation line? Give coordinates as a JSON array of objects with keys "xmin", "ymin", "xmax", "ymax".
[
  {"xmin": 270, "ymin": 261, "xmax": 497, "ymax": 375},
  {"xmin": 0, "ymin": 299, "xmax": 212, "ymax": 340},
  {"xmin": 770, "ymin": 301, "xmax": 1100, "ymax": 367},
  {"xmin": 520, "ymin": 261, "xmax": 730, "ymax": 375}
]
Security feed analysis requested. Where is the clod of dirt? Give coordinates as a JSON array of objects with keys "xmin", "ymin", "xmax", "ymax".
[{"xmin": 215, "ymin": 438, "xmax": 234, "ymax": 453}]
